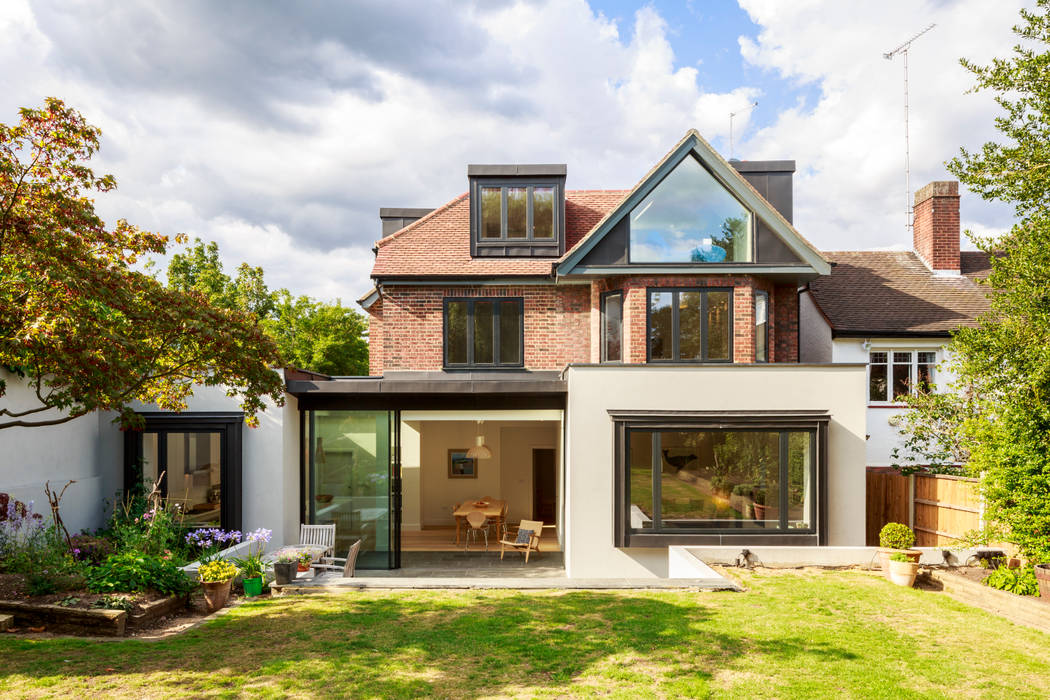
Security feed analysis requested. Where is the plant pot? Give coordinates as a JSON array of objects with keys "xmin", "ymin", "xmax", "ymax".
[
  {"xmin": 297, "ymin": 563, "xmax": 310, "ymax": 572},
  {"xmin": 274, "ymin": 562, "xmax": 298, "ymax": 585},
  {"xmin": 753, "ymin": 504, "xmax": 767, "ymax": 520},
  {"xmin": 1035, "ymin": 564, "xmax": 1050, "ymax": 600},
  {"xmin": 887, "ymin": 559, "xmax": 921, "ymax": 587},
  {"xmin": 877, "ymin": 548, "xmax": 921, "ymax": 579},
  {"xmin": 242, "ymin": 576, "xmax": 264, "ymax": 598},
  {"xmin": 202, "ymin": 578, "xmax": 233, "ymax": 612}
]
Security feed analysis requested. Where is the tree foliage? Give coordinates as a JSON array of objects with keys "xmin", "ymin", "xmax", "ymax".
[
  {"xmin": 0, "ymin": 98, "xmax": 283, "ymax": 430},
  {"xmin": 165, "ymin": 238, "xmax": 368, "ymax": 376},
  {"xmin": 899, "ymin": 2, "xmax": 1050, "ymax": 562}
]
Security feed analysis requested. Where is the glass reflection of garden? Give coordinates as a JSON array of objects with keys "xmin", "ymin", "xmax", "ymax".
[{"xmin": 629, "ymin": 431, "xmax": 811, "ymax": 530}]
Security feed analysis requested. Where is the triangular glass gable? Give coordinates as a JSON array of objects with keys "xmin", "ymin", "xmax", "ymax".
[{"xmin": 628, "ymin": 154, "xmax": 752, "ymax": 263}]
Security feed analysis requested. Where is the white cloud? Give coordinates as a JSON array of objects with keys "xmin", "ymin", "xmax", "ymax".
[{"xmin": 0, "ymin": 0, "xmax": 1031, "ymax": 300}]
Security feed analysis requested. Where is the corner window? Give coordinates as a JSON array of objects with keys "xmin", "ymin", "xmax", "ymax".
[
  {"xmin": 868, "ymin": 350, "xmax": 936, "ymax": 402},
  {"xmin": 444, "ymin": 298, "xmax": 524, "ymax": 368},
  {"xmin": 601, "ymin": 291, "xmax": 623, "ymax": 363},
  {"xmin": 755, "ymin": 291, "xmax": 769, "ymax": 362},
  {"xmin": 647, "ymin": 288, "xmax": 732, "ymax": 363},
  {"xmin": 475, "ymin": 184, "xmax": 558, "ymax": 242}
]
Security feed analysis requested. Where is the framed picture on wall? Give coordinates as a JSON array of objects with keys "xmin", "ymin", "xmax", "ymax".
[{"xmin": 448, "ymin": 449, "xmax": 477, "ymax": 479}]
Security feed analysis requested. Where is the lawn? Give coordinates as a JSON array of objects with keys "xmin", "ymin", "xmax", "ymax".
[{"xmin": 2, "ymin": 570, "xmax": 1049, "ymax": 699}]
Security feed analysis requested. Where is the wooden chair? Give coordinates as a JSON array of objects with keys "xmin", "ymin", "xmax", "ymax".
[
  {"xmin": 464, "ymin": 510, "xmax": 490, "ymax": 551},
  {"xmin": 499, "ymin": 519, "xmax": 543, "ymax": 562},
  {"xmin": 452, "ymin": 502, "xmax": 463, "ymax": 543},
  {"xmin": 491, "ymin": 502, "xmax": 508, "ymax": 540},
  {"xmin": 299, "ymin": 523, "xmax": 336, "ymax": 558},
  {"xmin": 312, "ymin": 539, "xmax": 362, "ymax": 578}
]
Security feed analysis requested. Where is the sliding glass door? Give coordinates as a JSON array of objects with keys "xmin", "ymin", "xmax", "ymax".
[{"xmin": 303, "ymin": 410, "xmax": 399, "ymax": 570}]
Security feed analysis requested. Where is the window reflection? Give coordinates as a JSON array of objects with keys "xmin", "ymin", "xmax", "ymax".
[{"xmin": 629, "ymin": 155, "xmax": 751, "ymax": 263}]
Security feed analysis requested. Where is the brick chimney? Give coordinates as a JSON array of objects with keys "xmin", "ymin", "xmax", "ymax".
[{"xmin": 912, "ymin": 181, "xmax": 960, "ymax": 275}]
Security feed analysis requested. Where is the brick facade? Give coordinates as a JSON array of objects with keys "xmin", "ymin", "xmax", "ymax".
[
  {"xmin": 367, "ymin": 275, "xmax": 798, "ymax": 374},
  {"xmin": 912, "ymin": 181, "xmax": 961, "ymax": 273}
]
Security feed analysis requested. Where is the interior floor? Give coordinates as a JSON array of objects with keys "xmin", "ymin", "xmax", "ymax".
[
  {"xmin": 401, "ymin": 525, "xmax": 561, "ymax": 553},
  {"xmin": 365, "ymin": 550, "xmax": 566, "ymax": 578}
]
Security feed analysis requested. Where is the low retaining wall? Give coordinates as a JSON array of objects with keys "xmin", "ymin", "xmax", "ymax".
[
  {"xmin": 687, "ymin": 546, "xmax": 981, "ymax": 568},
  {"xmin": 926, "ymin": 569, "xmax": 1050, "ymax": 633},
  {"xmin": 0, "ymin": 601, "xmax": 126, "ymax": 636}
]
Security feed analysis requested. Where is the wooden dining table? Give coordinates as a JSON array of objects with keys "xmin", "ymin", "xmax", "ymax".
[{"xmin": 453, "ymin": 499, "xmax": 507, "ymax": 544}]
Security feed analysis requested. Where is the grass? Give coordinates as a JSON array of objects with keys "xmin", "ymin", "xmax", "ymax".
[{"xmin": 2, "ymin": 569, "xmax": 1049, "ymax": 698}]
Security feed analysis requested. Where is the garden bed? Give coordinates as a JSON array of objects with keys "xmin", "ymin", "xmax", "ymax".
[
  {"xmin": 923, "ymin": 567, "xmax": 1050, "ymax": 633},
  {"xmin": 0, "ymin": 584, "xmax": 194, "ymax": 636}
]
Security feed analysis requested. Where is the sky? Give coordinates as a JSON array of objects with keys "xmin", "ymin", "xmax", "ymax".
[{"xmin": 0, "ymin": 0, "xmax": 1033, "ymax": 302}]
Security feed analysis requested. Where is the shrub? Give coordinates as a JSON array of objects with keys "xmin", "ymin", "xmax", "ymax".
[
  {"xmin": 92, "ymin": 594, "xmax": 134, "ymax": 612},
  {"xmin": 889, "ymin": 552, "xmax": 910, "ymax": 563},
  {"xmin": 69, "ymin": 534, "xmax": 115, "ymax": 565},
  {"xmin": 107, "ymin": 497, "xmax": 186, "ymax": 558},
  {"xmin": 983, "ymin": 565, "xmax": 1039, "ymax": 596},
  {"xmin": 198, "ymin": 560, "xmax": 239, "ymax": 583},
  {"xmin": 86, "ymin": 552, "xmax": 194, "ymax": 596},
  {"xmin": 879, "ymin": 522, "xmax": 916, "ymax": 550}
]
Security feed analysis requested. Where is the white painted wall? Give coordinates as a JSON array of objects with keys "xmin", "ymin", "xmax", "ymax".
[{"xmin": 564, "ymin": 364, "xmax": 867, "ymax": 578}]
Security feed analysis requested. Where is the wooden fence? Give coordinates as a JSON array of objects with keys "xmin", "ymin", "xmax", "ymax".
[{"xmin": 866, "ymin": 470, "xmax": 981, "ymax": 547}]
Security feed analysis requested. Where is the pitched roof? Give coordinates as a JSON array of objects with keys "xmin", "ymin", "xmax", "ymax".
[
  {"xmin": 370, "ymin": 190, "xmax": 627, "ymax": 278},
  {"xmin": 808, "ymin": 251, "xmax": 994, "ymax": 336}
]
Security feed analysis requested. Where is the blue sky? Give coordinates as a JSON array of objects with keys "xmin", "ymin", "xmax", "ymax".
[{"xmin": 0, "ymin": 0, "xmax": 1031, "ymax": 300}]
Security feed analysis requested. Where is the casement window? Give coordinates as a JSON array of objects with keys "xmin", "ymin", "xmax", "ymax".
[
  {"xmin": 646, "ymin": 288, "xmax": 732, "ymax": 362},
  {"xmin": 755, "ymin": 291, "xmax": 769, "ymax": 363},
  {"xmin": 444, "ymin": 298, "xmax": 524, "ymax": 368},
  {"xmin": 612, "ymin": 412, "xmax": 827, "ymax": 546},
  {"xmin": 868, "ymin": 350, "xmax": 936, "ymax": 402},
  {"xmin": 600, "ymin": 291, "xmax": 623, "ymax": 363},
  {"xmin": 479, "ymin": 184, "xmax": 557, "ymax": 241}
]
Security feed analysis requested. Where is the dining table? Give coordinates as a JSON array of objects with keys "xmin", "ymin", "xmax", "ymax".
[{"xmin": 453, "ymin": 499, "xmax": 507, "ymax": 544}]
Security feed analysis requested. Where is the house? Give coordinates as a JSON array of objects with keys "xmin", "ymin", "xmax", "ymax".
[{"xmin": 288, "ymin": 130, "xmax": 868, "ymax": 577}]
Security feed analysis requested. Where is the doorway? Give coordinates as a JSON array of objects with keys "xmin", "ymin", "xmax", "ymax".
[{"xmin": 532, "ymin": 448, "xmax": 557, "ymax": 523}]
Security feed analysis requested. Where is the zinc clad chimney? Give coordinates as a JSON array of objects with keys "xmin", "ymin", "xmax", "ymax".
[{"xmin": 913, "ymin": 181, "xmax": 960, "ymax": 275}]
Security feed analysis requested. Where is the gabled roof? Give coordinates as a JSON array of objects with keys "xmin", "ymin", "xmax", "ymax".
[
  {"xmin": 808, "ymin": 251, "xmax": 993, "ymax": 337},
  {"xmin": 370, "ymin": 190, "xmax": 626, "ymax": 279},
  {"xmin": 556, "ymin": 129, "xmax": 830, "ymax": 276}
]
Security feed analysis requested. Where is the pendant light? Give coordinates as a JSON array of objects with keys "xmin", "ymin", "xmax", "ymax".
[{"xmin": 465, "ymin": 420, "xmax": 492, "ymax": 459}]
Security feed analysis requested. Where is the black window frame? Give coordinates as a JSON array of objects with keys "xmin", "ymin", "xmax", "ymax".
[
  {"xmin": 755, "ymin": 290, "xmax": 769, "ymax": 363},
  {"xmin": 645, "ymin": 287, "xmax": 734, "ymax": 363},
  {"xmin": 611, "ymin": 411, "xmax": 828, "ymax": 547},
  {"xmin": 122, "ymin": 412, "xmax": 243, "ymax": 533},
  {"xmin": 443, "ymin": 297, "xmax": 525, "ymax": 369},
  {"xmin": 600, "ymin": 290, "xmax": 623, "ymax": 364},
  {"xmin": 470, "ymin": 177, "xmax": 565, "ymax": 257}
]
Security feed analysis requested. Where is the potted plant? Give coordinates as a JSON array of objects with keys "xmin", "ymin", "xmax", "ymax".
[
  {"xmin": 886, "ymin": 552, "xmax": 921, "ymax": 587},
  {"xmin": 234, "ymin": 528, "xmax": 272, "ymax": 598},
  {"xmin": 297, "ymin": 550, "xmax": 313, "ymax": 573},
  {"xmin": 272, "ymin": 549, "xmax": 299, "ymax": 585},
  {"xmin": 752, "ymin": 490, "xmax": 768, "ymax": 521},
  {"xmin": 199, "ymin": 560, "xmax": 239, "ymax": 612},
  {"xmin": 877, "ymin": 522, "xmax": 921, "ymax": 579}
]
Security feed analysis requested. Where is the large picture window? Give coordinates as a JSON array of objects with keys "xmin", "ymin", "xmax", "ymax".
[
  {"xmin": 647, "ymin": 288, "xmax": 732, "ymax": 362},
  {"xmin": 613, "ymin": 412, "xmax": 826, "ymax": 545},
  {"xmin": 868, "ymin": 350, "xmax": 936, "ymax": 402},
  {"xmin": 444, "ymin": 298, "xmax": 524, "ymax": 368}
]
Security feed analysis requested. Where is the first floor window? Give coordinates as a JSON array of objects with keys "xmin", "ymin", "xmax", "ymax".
[
  {"xmin": 624, "ymin": 426, "xmax": 816, "ymax": 534},
  {"xmin": 647, "ymin": 288, "xmax": 731, "ymax": 362},
  {"xmin": 755, "ymin": 291, "xmax": 769, "ymax": 362},
  {"xmin": 601, "ymin": 291, "xmax": 623, "ymax": 362},
  {"xmin": 444, "ymin": 297, "xmax": 523, "ymax": 367},
  {"xmin": 868, "ymin": 350, "xmax": 936, "ymax": 402}
]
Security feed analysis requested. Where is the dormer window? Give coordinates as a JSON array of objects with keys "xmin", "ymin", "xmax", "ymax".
[{"xmin": 469, "ymin": 165, "xmax": 566, "ymax": 258}]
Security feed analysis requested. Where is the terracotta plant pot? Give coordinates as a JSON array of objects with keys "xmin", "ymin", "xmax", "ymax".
[
  {"xmin": 877, "ymin": 548, "xmax": 921, "ymax": 579},
  {"xmin": 1035, "ymin": 564, "xmax": 1050, "ymax": 600},
  {"xmin": 297, "ymin": 563, "xmax": 310, "ymax": 572},
  {"xmin": 887, "ymin": 559, "xmax": 921, "ymax": 587},
  {"xmin": 274, "ymin": 562, "xmax": 298, "ymax": 585},
  {"xmin": 202, "ymin": 578, "xmax": 233, "ymax": 613}
]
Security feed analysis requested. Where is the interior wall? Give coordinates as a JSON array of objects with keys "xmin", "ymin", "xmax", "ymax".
[
  {"xmin": 401, "ymin": 421, "xmax": 422, "ymax": 530},
  {"xmin": 498, "ymin": 425, "xmax": 559, "ymax": 523},
  {"xmin": 419, "ymin": 421, "xmax": 503, "ymax": 526}
]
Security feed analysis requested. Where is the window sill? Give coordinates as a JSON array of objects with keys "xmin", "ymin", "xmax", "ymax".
[
  {"xmin": 623, "ymin": 532, "xmax": 820, "ymax": 547},
  {"xmin": 868, "ymin": 403, "xmax": 909, "ymax": 409}
]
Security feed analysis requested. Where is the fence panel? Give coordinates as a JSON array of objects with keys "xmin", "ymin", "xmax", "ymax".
[
  {"xmin": 865, "ymin": 470, "xmax": 910, "ymax": 546},
  {"xmin": 913, "ymin": 474, "xmax": 980, "ymax": 547}
]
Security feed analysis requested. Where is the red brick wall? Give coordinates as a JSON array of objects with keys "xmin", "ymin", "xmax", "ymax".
[
  {"xmin": 913, "ymin": 181, "xmax": 960, "ymax": 272},
  {"xmin": 366, "ymin": 276, "xmax": 800, "ymax": 374},
  {"xmin": 369, "ymin": 284, "xmax": 590, "ymax": 372}
]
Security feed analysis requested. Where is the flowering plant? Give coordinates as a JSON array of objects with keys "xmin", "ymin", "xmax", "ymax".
[
  {"xmin": 233, "ymin": 528, "xmax": 272, "ymax": 580},
  {"xmin": 298, "ymin": 551, "xmax": 313, "ymax": 567},
  {"xmin": 185, "ymin": 528, "xmax": 242, "ymax": 564},
  {"xmin": 198, "ymin": 560, "xmax": 238, "ymax": 583},
  {"xmin": 272, "ymin": 548, "xmax": 300, "ymax": 564}
]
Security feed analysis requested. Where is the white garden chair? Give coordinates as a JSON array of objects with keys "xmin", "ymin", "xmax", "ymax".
[{"xmin": 299, "ymin": 523, "xmax": 336, "ymax": 558}]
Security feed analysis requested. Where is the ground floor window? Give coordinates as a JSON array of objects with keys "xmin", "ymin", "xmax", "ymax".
[
  {"xmin": 612, "ymin": 412, "xmax": 826, "ymax": 545},
  {"xmin": 123, "ymin": 413, "xmax": 243, "ymax": 531}
]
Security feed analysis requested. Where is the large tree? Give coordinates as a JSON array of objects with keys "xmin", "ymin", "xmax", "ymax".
[
  {"xmin": 165, "ymin": 238, "xmax": 369, "ymax": 376},
  {"xmin": 0, "ymin": 98, "xmax": 283, "ymax": 429},
  {"xmin": 899, "ymin": 2, "xmax": 1050, "ymax": 562}
]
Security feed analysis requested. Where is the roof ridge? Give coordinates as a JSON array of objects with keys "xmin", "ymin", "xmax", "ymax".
[{"xmin": 374, "ymin": 192, "xmax": 468, "ymax": 248}]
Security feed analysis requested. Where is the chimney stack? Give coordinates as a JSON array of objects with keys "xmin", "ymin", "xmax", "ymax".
[{"xmin": 912, "ymin": 181, "xmax": 960, "ymax": 275}]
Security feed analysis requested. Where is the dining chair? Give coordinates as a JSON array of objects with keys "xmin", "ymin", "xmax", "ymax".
[
  {"xmin": 464, "ymin": 510, "xmax": 490, "ymax": 551},
  {"xmin": 491, "ymin": 502, "xmax": 508, "ymax": 540},
  {"xmin": 452, "ymin": 502, "xmax": 463, "ymax": 543}
]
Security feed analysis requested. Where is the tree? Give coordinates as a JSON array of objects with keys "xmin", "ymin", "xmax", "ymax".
[
  {"xmin": 164, "ymin": 238, "xmax": 369, "ymax": 376},
  {"xmin": 898, "ymin": 2, "xmax": 1050, "ymax": 562},
  {"xmin": 0, "ymin": 98, "xmax": 283, "ymax": 430}
]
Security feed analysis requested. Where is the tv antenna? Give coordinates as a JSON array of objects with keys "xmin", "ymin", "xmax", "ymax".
[
  {"xmin": 883, "ymin": 23, "xmax": 935, "ymax": 231},
  {"xmin": 728, "ymin": 101, "xmax": 758, "ymax": 160}
]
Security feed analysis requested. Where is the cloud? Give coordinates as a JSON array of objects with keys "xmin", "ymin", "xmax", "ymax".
[{"xmin": 0, "ymin": 0, "xmax": 1029, "ymax": 301}]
